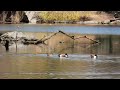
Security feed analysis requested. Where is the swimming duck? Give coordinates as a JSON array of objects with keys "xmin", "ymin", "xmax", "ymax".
[
  {"xmin": 91, "ymin": 54, "xmax": 98, "ymax": 59},
  {"xmin": 58, "ymin": 53, "xmax": 68, "ymax": 58}
]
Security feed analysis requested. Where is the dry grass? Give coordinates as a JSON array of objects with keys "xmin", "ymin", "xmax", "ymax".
[{"xmin": 38, "ymin": 11, "xmax": 114, "ymax": 22}]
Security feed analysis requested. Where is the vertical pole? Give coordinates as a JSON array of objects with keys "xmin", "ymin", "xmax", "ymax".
[
  {"xmin": 72, "ymin": 36, "xmax": 74, "ymax": 53},
  {"xmin": 15, "ymin": 26, "xmax": 19, "ymax": 53},
  {"xmin": 47, "ymin": 29, "xmax": 49, "ymax": 54}
]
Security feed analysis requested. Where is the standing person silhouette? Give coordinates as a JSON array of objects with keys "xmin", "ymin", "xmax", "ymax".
[{"xmin": 5, "ymin": 39, "xmax": 9, "ymax": 51}]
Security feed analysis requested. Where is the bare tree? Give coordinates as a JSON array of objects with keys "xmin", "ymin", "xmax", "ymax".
[{"xmin": 2, "ymin": 11, "xmax": 8, "ymax": 23}]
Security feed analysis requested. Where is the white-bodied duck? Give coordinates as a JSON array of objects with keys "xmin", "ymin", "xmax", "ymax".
[
  {"xmin": 91, "ymin": 54, "xmax": 98, "ymax": 59},
  {"xmin": 58, "ymin": 53, "xmax": 68, "ymax": 58}
]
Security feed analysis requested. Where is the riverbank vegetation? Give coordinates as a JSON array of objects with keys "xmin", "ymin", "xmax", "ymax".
[
  {"xmin": 0, "ymin": 11, "xmax": 120, "ymax": 24},
  {"xmin": 39, "ymin": 11, "xmax": 93, "ymax": 21},
  {"xmin": 37, "ymin": 11, "xmax": 114, "ymax": 24}
]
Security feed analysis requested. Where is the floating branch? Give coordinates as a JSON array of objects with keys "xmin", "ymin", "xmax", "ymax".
[
  {"xmin": 74, "ymin": 35, "xmax": 100, "ymax": 43},
  {"xmin": 58, "ymin": 30, "xmax": 74, "ymax": 39},
  {"xmin": 84, "ymin": 36, "xmax": 100, "ymax": 43},
  {"xmin": 42, "ymin": 30, "xmax": 74, "ymax": 42},
  {"xmin": 42, "ymin": 31, "xmax": 59, "ymax": 42}
]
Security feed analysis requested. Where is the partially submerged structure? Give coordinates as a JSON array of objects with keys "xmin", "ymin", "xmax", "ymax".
[{"xmin": 0, "ymin": 30, "xmax": 100, "ymax": 53}]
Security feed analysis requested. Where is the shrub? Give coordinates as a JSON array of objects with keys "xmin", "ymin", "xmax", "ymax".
[{"xmin": 38, "ymin": 11, "xmax": 96, "ymax": 22}]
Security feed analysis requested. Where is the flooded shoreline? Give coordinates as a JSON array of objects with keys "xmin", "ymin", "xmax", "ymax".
[
  {"xmin": 0, "ymin": 25, "xmax": 120, "ymax": 79},
  {"xmin": 1, "ymin": 31, "xmax": 120, "ymax": 55}
]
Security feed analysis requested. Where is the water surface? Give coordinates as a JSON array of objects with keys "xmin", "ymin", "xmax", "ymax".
[
  {"xmin": 0, "ymin": 24, "xmax": 120, "ymax": 79},
  {"xmin": 0, "ymin": 24, "xmax": 120, "ymax": 35}
]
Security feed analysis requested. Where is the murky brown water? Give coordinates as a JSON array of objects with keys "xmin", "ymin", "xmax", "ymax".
[
  {"xmin": 0, "ymin": 53, "xmax": 120, "ymax": 79},
  {"xmin": 0, "ymin": 31, "xmax": 120, "ymax": 79}
]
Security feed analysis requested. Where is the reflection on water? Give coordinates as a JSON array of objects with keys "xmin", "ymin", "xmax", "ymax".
[
  {"xmin": 0, "ymin": 53, "xmax": 120, "ymax": 79},
  {"xmin": 1, "ymin": 33, "xmax": 120, "ymax": 55},
  {"xmin": 0, "ymin": 28, "xmax": 120, "ymax": 79}
]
